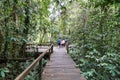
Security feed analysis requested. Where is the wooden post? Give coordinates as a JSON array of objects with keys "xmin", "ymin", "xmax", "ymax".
[
  {"xmin": 39, "ymin": 59, "xmax": 42, "ymax": 80},
  {"xmin": 49, "ymin": 49, "xmax": 51, "ymax": 60},
  {"xmin": 51, "ymin": 45, "xmax": 53, "ymax": 53},
  {"xmin": 66, "ymin": 42, "xmax": 69, "ymax": 53},
  {"xmin": 36, "ymin": 46, "xmax": 38, "ymax": 53}
]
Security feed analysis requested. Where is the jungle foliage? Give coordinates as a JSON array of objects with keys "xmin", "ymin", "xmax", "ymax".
[
  {"xmin": 68, "ymin": 0, "xmax": 120, "ymax": 80},
  {"xmin": 0, "ymin": 0, "xmax": 120, "ymax": 80},
  {"xmin": 0, "ymin": 0, "xmax": 52, "ymax": 79}
]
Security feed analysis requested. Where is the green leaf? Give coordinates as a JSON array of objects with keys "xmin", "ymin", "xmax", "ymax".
[
  {"xmin": 1, "ymin": 71, "xmax": 5, "ymax": 78},
  {"xmin": 4, "ymin": 68, "xmax": 9, "ymax": 73}
]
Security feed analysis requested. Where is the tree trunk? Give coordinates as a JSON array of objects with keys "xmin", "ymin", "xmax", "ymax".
[
  {"xmin": 0, "ymin": 30, "xmax": 3, "ymax": 53},
  {"xmin": 12, "ymin": 0, "xmax": 18, "ymax": 58},
  {"xmin": 2, "ymin": 1, "xmax": 9, "ymax": 59},
  {"xmin": 19, "ymin": 0, "xmax": 30, "ymax": 57}
]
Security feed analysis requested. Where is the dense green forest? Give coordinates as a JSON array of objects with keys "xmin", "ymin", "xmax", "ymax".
[{"xmin": 0, "ymin": 0, "xmax": 120, "ymax": 80}]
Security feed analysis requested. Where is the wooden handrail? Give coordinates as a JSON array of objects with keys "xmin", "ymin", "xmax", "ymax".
[{"xmin": 15, "ymin": 44, "xmax": 53, "ymax": 80}]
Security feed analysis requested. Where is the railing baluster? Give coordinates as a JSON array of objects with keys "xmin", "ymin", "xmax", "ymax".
[
  {"xmin": 39, "ymin": 59, "xmax": 42, "ymax": 80},
  {"xmin": 48, "ymin": 49, "xmax": 50, "ymax": 60},
  {"xmin": 66, "ymin": 42, "xmax": 69, "ymax": 53}
]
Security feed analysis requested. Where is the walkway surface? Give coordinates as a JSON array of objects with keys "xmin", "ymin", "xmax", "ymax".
[{"xmin": 42, "ymin": 47, "xmax": 86, "ymax": 80}]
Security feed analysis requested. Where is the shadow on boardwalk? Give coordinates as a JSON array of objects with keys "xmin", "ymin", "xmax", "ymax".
[{"xmin": 42, "ymin": 47, "xmax": 86, "ymax": 80}]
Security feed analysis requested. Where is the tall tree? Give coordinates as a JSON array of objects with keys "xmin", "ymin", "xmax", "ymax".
[{"xmin": 19, "ymin": 0, "xmax": 30, "ymax": 57}]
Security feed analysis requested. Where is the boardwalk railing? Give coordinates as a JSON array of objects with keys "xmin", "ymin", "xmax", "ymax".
[
  {"xmin": 15, "ymin": 44, "xmax": 53, "ymax": 80},
  {"xmin": 65, "ymin": 42, "xmax": 69, "ymax": 53}
]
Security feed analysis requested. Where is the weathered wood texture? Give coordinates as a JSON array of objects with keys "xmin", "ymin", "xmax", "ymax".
[
  {"xmin": 15, "ymin": 44, "xmax": 53, "ymax": 80},
  {"xmin": 42, "ymin": 47, "xmax": 86, "ymax": 80}
]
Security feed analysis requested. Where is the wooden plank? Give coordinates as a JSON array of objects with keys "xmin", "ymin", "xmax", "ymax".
[{"xmin": 42, "ymin": 47, "xmax": 86, "ymax": 80}]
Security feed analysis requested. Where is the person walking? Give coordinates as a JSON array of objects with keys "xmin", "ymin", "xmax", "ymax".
[
  {"xmin": 57, "ymin": 38, "xmax": 61, "ymax": 48},
  {"xmin": 61, "ymin": 39, "xmax": 65, "ymax": 46}
]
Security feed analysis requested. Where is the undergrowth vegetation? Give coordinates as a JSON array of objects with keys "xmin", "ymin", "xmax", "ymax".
[
  {"xmin": 69, "ymin": 1, "xmax": 120, "ymax": 79},
  {"xmin": 69, "ymin": 46, "xmax": 120, "ymax": 80}
]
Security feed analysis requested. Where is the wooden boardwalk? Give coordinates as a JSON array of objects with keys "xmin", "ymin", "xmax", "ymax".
[{"xmin": 42, "ymin": 47, "xmax": 86, "ymax": 80}]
